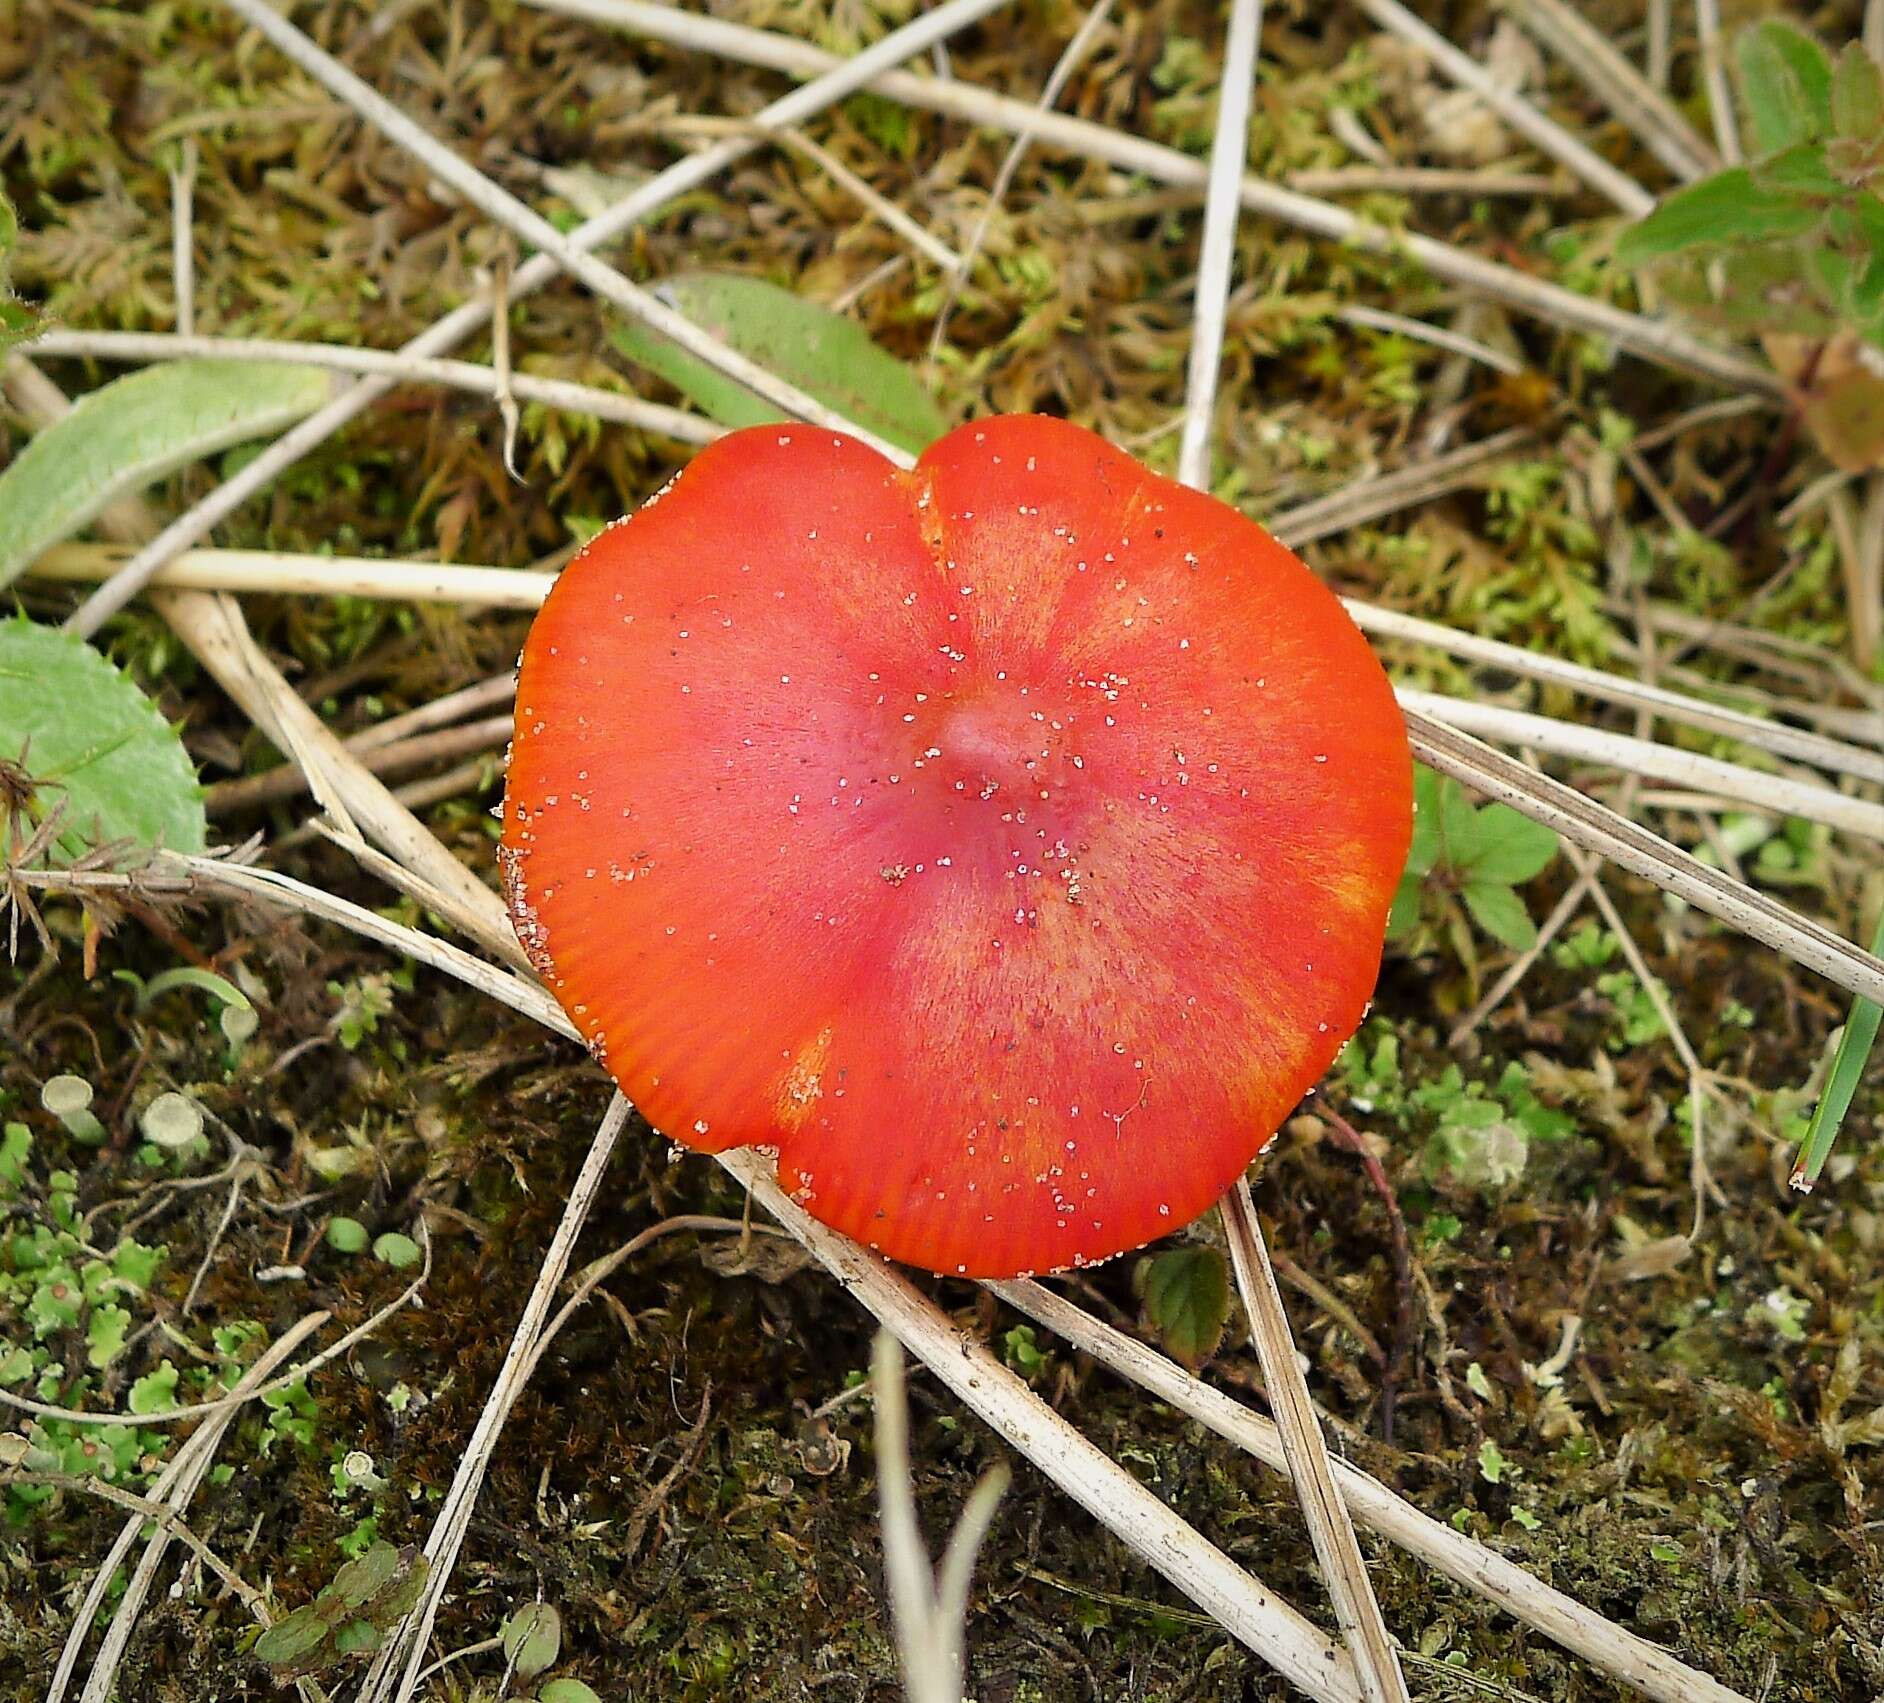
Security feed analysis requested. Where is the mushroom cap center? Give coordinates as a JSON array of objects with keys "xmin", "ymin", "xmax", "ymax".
[{"xmin": 917, "ymin": 687, "xmax": 1076, "ymax": 808}]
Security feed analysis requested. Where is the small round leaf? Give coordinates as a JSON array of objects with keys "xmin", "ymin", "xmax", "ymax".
[
  {"xmin": 326, "ymin": 1217, "xmax": 369, "ymax": 1254},
  {"xmin": 371, "ymin": 1231, "xmax": 421, "ymax": 1270}
]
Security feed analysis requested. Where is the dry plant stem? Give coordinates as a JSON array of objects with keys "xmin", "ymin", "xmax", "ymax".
[
  {"xmin": 1649, "ymin": 0, "xmax": 1672, "ymax": 86},
  {"xmin": 46, "ymin": 1311, "xmax": 330, "ymax": 1703},
  {"xmin": 1693, "ymin": 0, "xmax": 1741, "ymax": 164},
  {"xmin": 2, "ymin": 356, "xmax": 520, "ymax": 965},
  {"xmin": 206, "ymin": 713, "xmax": 513, "ymax": 812},
  {"xmin": 38, "ymin": 556, "xmax": 1884, "ymax": 863},
  {"xmin": 1333, "ymin": 306, "xmax": 1523, "ymax": 375},
  {"xmin": 1179, "ymin": 14, "xmax": 1401, "ymax": 1688},
  {"xmin": 718, "ymin": 1148, "xmax": 1366, "ymax": 1703},
  {"xmin": 1395, "ymin": 687, "xmax": 1884, "ymax": 841},
  {"xmin": 928, "ymin": 0, "xmax": 1116, "ymax": 358},
  {"xmin": 36, "ymin": 539, "xmax": 1884, "ymax": 800},
  {"xmin": 1285, "ymin": 165, "xmax": 1565, "ymax": 195},
  {"xmin": 170, "ymin": 138, "xmax": 197, "ymax": 335},
  {"xmin": 525, "ymin": 0, "xmax": 1780, "ymax": 394},
  {"xmin": 32, "ymin": 539, "xmax": 567, "ymax": 610},
  {"xmin": 47, "ymin": 523, "xmax": 1884, "ymax": 783},
  {"xmin": 1340, "ymin": 601, "xmax": 1884, "ymax": 785},
  {"xmin": 48, "ymin": 0, "xmax": 1001, "ymax": 644},
  {"xmin": 351, "ymin": 671, "xmax": 517, "ymax": 752},
  {"xmin": 1219, "ymin": 1181, "xmax": 1408, "ymax": 1703},
  {"xmin": 1405, "ymin": 712, "xmax": 1884, "ymax": 1006},
  {"xmin": 47, "ymin": 847, "xmax": 1744, "ymax": 1703},
  {"xmin": 1176, "ymin": 0, "xmax": 1264, "ymax": 491},
  {"xmin": 1348, "ymin": 0, "xmax": 1654, "ymax": 215},
  {"xmin": 359, "ymin": 1095, "xmax": 633, "ymax": 1703},
  {"xmin": 27, "ymin": 329, "xmax": 721, "ymax": 442},
  {"xmin": 992, "ymin": 1280, "xmax": 1754, "ymax": 1703},
  {"xmin": 1267, "ymin": 426, "xmax": 1537, "ymax": 545},
  {"xmin": 873, "ymin": 1334, "xmax": 1010, "ymax": 1703},
  {"xmin": 1869, "ymin": 0, "xmax": 1884, "ymax": 60},
  {"xmin": 1827, "ymin": 479, "xmax": 1884, "ymax": 677},
  {"xmin": 1499, "ymin": 0, "xmax": 1717, "ymax": 181}
]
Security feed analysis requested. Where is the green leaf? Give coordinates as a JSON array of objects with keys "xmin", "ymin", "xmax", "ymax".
[
  {"xmin": 326, "ymin": 1216, "xmax": 369, "ymax": 1254},
  {"xmin": 371, "ymin": 1231, "xmax": 420, "ymax": 1270},
  {"xmin": 1615, "ymin": 169, "xmax": 1818, "ymax": 265},
  {"xmin": 539, "ymin": 1683, "xmax": 604, "ymax": 1703},
  {"xmin": 1736, "ymin": 21, "xmax": 1834, "ymax": 153},
  {"xmin": 331, "ymin": 1619, "xmax": 383, "ymax": 1657},
  {"xmin": 538, "ymin": 1672, "xmax": 602, "ymax": 1703},
  {"xmin": 85, "ymin": 1303, "xmax": 131, "ymax": 1368},
  {"xmin": 133, "ymin": 965, "xmax": 251, "ymax": 1015},
  {"xmin": 1140, "ymin": 1244, "xmax": 1231, "ymax": 1370},
  {"xmin": 1385, "ymin": 873, "xmax": 1423, "ymax": 943},
  {"xmin": 0, "ymin": 359, "xmax": 332, "ymax": 590},
  {"xmin": 1404, "ymin": 766, "xmax": 1442, "ymax": 876},
  {"xmin": 1433, "ymin": 773, "xmax": 1481, "ymax": 868},
  {"xmin": 1459, "ymin": 806, "xmax": 1557, "ymax": 885},
  {"xmin": 128, "ymin": 1359, "xmax": 180, "ymax": 1414},
  {"xmin": 609, "ymin": 273, "xmax": 948, "ymax": 457},
  {"xmin": 1831, "ymin": 43, "xmax": 1884, "ymax": 141},
  {"xmin": 1790, "ymin": 907, "xmax": 1884, "ymax": 1189},
  {"xmin": 0, "ymin": 1122, "xmax": 30, "ymax": 1194},
  {"xmin": 1461, "ymin": 883, "xmax": 1537, "ymax": 952},
  {"xmin": 501, "ymin": 1603, "xmax": 563, "ymax": 1679},
  {"xmin": 324, "ymin": 1540, "xmax": 402, "ymax": 1611},
  {"xmin": 1749, "ymin": 142, "xmax": 1842, "ymax": 197},
  {"xmin": 0, "ymin": 620, "xmax": 206, "ymax": 860},
  {"xmin": 253, "ymin": 1605, "xmax": 333, "ymax": 1671}
]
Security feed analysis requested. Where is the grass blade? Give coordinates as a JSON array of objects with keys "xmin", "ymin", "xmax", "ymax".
[{"xmin": 1789, "ymin": 907, "xmax": 1884, "ymax": 1191}]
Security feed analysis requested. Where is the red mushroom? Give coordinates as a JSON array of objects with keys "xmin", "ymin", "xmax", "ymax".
[{"xmin": 500, "ymin": 415, "xmax": 1411, "ymax": 1278}]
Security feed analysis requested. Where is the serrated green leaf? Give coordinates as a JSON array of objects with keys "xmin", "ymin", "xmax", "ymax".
[
  {"xmin": 1141, "ymin": 1244, "xmax": 1231, "ymax": 1370},
  {"xmin": 1736, "ymin": 21, "xmax": 1834, "ymax": 153},
  {"xmin": 253, "ymin": 1605, "xmax": 333, "ymax": 1670},
  {"xmin": 1461, "ymin": 883, "xmax": 1537, "ymax": 952},
  {"xmin": 609, "ymin": 273, "xmax": 947, "ymax": 457},
  {"xmin": 0, "ymin": 359, "xmax": 332, "ymax": 590},
  {"xmin": 1459, "ymin": 806, "xmax": 1558, "ymax": 884},
  {"xmin": 1615, "ymin": 169, "xmax": 1818, "ymax": 265},
  {"xmin": 0, "ymin": 619, "xmax": 206, "ymax": 860},
  {"xmin": 1832, "ymin": 43, "xmax": 1884, "ymax": 140}
]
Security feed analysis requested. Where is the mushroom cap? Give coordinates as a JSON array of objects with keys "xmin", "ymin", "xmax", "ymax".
[{"xmin": 501, "ymin": 416, "xmax": 1411, "ymax": 1278}]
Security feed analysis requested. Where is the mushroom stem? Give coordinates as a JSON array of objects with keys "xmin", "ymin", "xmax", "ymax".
[{"xmin": 1221, "ymin": 1179, "xmax": 1411, "ymax": 1703}]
